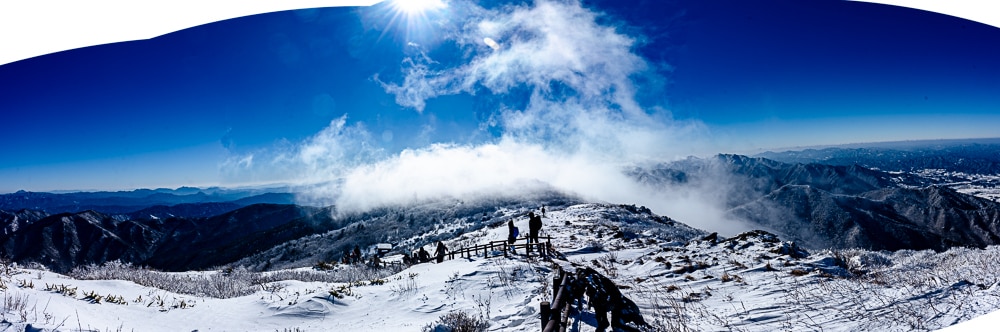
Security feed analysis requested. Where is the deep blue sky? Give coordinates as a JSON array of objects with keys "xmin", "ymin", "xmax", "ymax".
[{"xmin": 1, "ymin": 0, "xmax": 998, "ymax": 192}]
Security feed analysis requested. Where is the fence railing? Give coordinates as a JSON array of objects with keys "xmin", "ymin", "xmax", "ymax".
[
  {"xmin": 447, "ymin": 236, "xmax": 555, "ymax": 260},
  {"xmin": 538, "ymin": 260, "xmax": 652, "ymax": 332},
  {"xmin": 541, "ymin": 265, "xmax": 572, "ymax": 332},
  {"xmin": 364, "ymin": 236, "xmax": 558, "ymax": 269}
]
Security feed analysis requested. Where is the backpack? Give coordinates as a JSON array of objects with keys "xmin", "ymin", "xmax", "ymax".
[{"xmin": 513, "ymin": 226, "xmax": 519, "ymax": 238}]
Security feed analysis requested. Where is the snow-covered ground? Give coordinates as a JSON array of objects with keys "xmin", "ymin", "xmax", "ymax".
[
  {"xmin": 2, "ymin": 203, "xmax": 999, "ymax": 331},
  {"xmin": 906, "ymin": 169, "xmax": 1000, "ymax": 201}
]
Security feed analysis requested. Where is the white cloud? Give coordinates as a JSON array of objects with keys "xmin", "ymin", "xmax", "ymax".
[
  {"xmin": 378, "ymin": 0, "xmax": 712, "ymax": 159},
  {"xmin": 220, "ymin": 115, "xmax": 384, "ymax": 188},
  {"xmin": 329, "ymin": 0, "xmax": 728, "ymax": 226},
  {"xmin": 228, "ymin": 0, "xmax": 740, "ymax": 232}
]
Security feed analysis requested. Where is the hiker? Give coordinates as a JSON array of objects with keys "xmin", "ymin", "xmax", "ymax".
[
  {"xmin": 342, "ymin": 249, "xmax": 352, "ymax": 264},
  {"xmin": 353, "ymin": 245, "xmax": 362, "ymax": 264},
  {"xmin": 541, "ymin": 206, "xmax": 546, "ymax": 217},
  {"xmin": 586, "ymin": 274, "xmax": 611, "ymax": 331},
  {"xmin": 369, "ymin": 254, "xmax": 381, "ymax": 268},
  {"xmin": 417, "ymin": 247, "xmax": 430, "ymax": 263},
  {"xmin": 570, "ymin": 273, "xmax": 588, "ymax": 314},
  {"xmin": 507, "ymin": 219, "xmax": 518, "ymax": 253},
  {"xmin": 528, "ymin": 211, "xmax": 543, "ymax": 252},
  {"xmin": 402, "ymin": 252, "xmax": 412, "ymax": 265},
  {"xmin": 434, "ymin": 241, "xmax": 448, "ymax": 263}
]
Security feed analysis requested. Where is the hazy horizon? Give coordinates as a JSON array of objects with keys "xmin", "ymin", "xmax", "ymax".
[{"xmin": 2, "ymin": 135, "xmax": 998, "ymax": 194}]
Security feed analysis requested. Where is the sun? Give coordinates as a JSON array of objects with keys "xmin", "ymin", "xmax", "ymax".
[
  {"xmin": 377, "ymin": 0, "xmax": 449, "ymax": 43},
  {"xmin": 392, "ymin": 0, "xmax": 446, "ymax": 16}
]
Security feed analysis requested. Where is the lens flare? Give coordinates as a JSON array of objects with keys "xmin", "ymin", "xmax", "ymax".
[{"xmin": 392, "ymin": 0, "xmax": 446, "ymax": 15}]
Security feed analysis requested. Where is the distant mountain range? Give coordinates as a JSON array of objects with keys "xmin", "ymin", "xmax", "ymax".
[
  {"xmin": 0, "ymin": 191, "xmax": 580, "ymax": 273},
  {"xmin": 0, "ymin": 187, "xmax": 297, "ymax": 217},
  {"xmin": 0, "ymin": 204, "xmax": 337, "ymax": 272},
  {"xmin": 632, "ymin": 153, "xmax": 1000, "ymax": 251},
  {"xmin": 755, "ymin": 137, "xmax": 1000, "ymax": 175}
]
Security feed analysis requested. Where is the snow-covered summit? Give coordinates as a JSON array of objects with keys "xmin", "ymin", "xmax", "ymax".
[{"xmin": 1, "ymin": 203, "xmax": 998, "ymax": 331}]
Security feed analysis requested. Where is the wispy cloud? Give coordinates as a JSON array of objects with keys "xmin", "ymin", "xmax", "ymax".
[
  {"xmin": 224, "ymin": 0, "xmax": 745, "ymax": 233},
  {"xmin": 378, "ymin": 0, "xmax": 711, "ymax": 158},
  {"xmin": 220, "ymin": 115, "xmax": 384, "ymax": 187}
]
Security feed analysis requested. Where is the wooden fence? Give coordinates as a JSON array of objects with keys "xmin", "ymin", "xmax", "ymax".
[
  {"xmin": 538, "ymin": 261, "xmax": 652, "ymax": 332},
  {"xmin": 446, "ymin": 236, "xmax": 556, "ymax": 260},
  {"xmin": 369, "ymin": 236, "xmax": 558, "ymax": 268},
  {"xmin": 541, "ymin": 264, "xmax": 573, "ymax": 332}
]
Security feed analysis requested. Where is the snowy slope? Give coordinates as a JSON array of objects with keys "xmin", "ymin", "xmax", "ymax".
[{"xmin": 2, "ymin": 203, "xmax": 999, "ymax": 331}]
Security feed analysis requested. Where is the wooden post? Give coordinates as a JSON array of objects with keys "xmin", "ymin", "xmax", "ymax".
[
  {"xmin": 540, "ymin": 301, "xmax": 550, "ymax": 330},
  {"xmin": 544, "ymin": 271, "xmax": 570, "ymax": 332},
  {"xmin": 553, "ymin": 276, "xmax": 561, "ymax": 302},
  {"xmin": 549, "ymin": 303, "xmax": 561, "ymax": 331}
]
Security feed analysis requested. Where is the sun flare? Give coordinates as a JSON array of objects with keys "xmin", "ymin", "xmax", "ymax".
[{"xmin": 392, "ymin": 0, "xmax": 446, "ymax": 15}]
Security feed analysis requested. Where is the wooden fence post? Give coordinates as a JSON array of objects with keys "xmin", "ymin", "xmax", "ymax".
[
  {"xmin": 540, "ymin": 301, "xmax": 550, "ymax": 330},
  {"xmin": 553, "ymin": 276, "xmax": 561, "ymax": 303},
  {"xmin": 548, "ymin": 302, "xmax": 561, "ymax": 331}
]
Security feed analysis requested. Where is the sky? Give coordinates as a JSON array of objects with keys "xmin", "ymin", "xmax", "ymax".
[{"xmin": 1, "ymin": 0, "xmax": 999, "ymax": 197}]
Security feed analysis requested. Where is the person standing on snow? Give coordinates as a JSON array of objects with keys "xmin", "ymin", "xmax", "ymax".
[
  {"xmin": 434, "ymin": 241, "xmax": 448, "ymax": 263},
  {"xmin": 528, "ymin": 211, "xmax": 542, "ymax": 252},
  {"xmin": 508, "ymin": 219, "xmax": 519, "ymax": 253}
]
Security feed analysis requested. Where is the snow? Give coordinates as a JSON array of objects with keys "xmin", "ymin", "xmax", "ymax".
[
  {"xmin": 937, "ymin": 308, "xmax": 1000, "ymax": 332},
  {"xmin": 910, "ymin": 169, "xmax": 1000, "ymax": 201},
  {"xmin": 2, "ymin": 203, "xmax": 999, "ymax": 331}
]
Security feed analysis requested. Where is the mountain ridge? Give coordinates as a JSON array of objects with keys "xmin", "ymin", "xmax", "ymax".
[{"xmin": 632, "ymin": 153, "xmax": 1000, "ymax": 251}]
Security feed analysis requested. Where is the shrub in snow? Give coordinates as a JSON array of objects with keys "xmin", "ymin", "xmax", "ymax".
[
  {"xmin": 70, "ymin": 260, "xmax": 404, "ymax": 299},
  {"xmin": 421, "ymin": 311, "xmax": 488, "ymax": 332},
  {"xmin": 849, "ymin": 250, "xmax": 893, "ymax": 270},
  {"xmin": 584, "ymin": 239, "xmax": 605, "ymax": 252}
]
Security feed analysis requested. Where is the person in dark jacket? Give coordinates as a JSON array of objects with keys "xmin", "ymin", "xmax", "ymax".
[
  {"xmin": 585, "ymin": 273, "xmax": 611, "ymax": 331},
  {"xmin": 528, "ymin": 212, "xmax": 542, "ymax": 252},
  {"xmin": 507, "ymin": 219, "xmax": 518, "ymax": 253},
  {"xmin": 417, "ymin": 247, "xmax": 430, "ymax": 263},
  {"xmin": 434, "ymin": 241, "xmax": 448, "ymax": 263}
]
